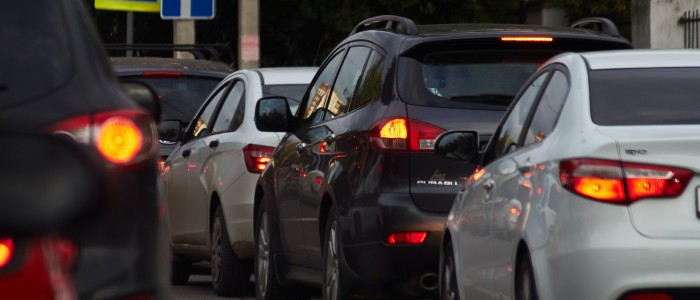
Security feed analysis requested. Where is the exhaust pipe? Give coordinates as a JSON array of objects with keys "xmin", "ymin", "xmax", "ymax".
[{"xmin": 419, "ymin": 273, "xmax": 439, "ymax": 291}]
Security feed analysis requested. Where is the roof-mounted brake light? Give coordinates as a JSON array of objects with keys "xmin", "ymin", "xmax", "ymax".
[{"xmin": 501, "ymin": 36, "xmax": 554, "ymax": 42}]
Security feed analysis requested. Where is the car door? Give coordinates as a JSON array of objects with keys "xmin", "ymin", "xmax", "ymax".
[
  {"xmin": 274, "ymin": 50, "xmax": 346, "ymax": 266},
  {"xmin": 168, "ymin": 81, "xmax": 230, "ymax": 246}
]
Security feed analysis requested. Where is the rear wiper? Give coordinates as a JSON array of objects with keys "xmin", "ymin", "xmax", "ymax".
[{"xmin": 450, "ymin": 94, "xmax": 515, "ymax": 106}]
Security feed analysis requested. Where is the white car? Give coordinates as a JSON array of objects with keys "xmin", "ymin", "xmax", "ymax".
[
  {"xmin": 160, "ymin": 67, "xmax": 317, "ymax": 296},
  {"xmin": 435, "ymin": 50, "xmax": 700, "ymax": 300}
]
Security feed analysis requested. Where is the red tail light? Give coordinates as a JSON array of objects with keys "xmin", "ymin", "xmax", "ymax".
[
  {"xmin": 501, "ymin": 36, "xmax": 553, "ymax": 42},
  {"xmin": 47, "ymin": 109, "xmax": 157, "ymax": 168},
  {"xmin": 370, "ymin": 118, "xmax": 444, "ymax": 152},
  {"xmin": 387, "ymin": 232, "xmax": 427, "ymax": 245},
  {"xmin": 243, "ymin": 144, "xmax": 275, "ymax": 174},
  {"xmin": 0, "ymin": 238, "xmax": 13, "ymax": 268},
  {"xmin": 624, "ymin": 292, "xmax": 673, "ymax": 300},
  {"xmin": 142, "ymin": 71, "xmax": 183, "ymax": 78},
  {"xmin": 560, "ymin": 159, "xmax": 692, "ymax": 204}
]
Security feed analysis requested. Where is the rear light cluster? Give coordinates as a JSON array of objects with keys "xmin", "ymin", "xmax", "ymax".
[
  {"xmin": 0, "ymin": 238, "xmax": 13, "ymax": 268},
  {"xmin": 47, "ymin": 110, "xmax": 157, "ymax": 168},
  {"xmin": 387, "ymin": 232, "xmax": 427, "ymax": 245},
  {"xmin": 370, "ymin": 118, "xmax": 445, "ymax": 152},
  {"xmin": 243, "ymin": 144, "xmax": 275, "ymax": 174},
  {"xmin": 560, "ymin": 159, "xmax": 693, "ymax": 204}
]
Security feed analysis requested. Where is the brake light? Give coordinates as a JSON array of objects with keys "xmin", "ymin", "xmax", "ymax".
[
  {"xmin": 47, "ymin": 110, "xmax": 157, "ymax": 168},
  {"xmin": 0, "ymin": 238, "xmax": 13, "ymax": 268},
  {"xmin": 387, "ymin": 232, "xmax": 427, "ymax": 245},
  {"xmin": 501, "ymin": 36, "xmax": 553, "ymax": 42},
  {"xmin": 142, "ymin": 71, "xmax": 183, "ymax": 78},
  {"xmin": 624, "ymin": 292, "xmax": 673, "ymax": 300},
  {"xmin": 560, "ymin": 159, "xmax": 692, "ymax": 204},
  {"xmin": 243, "ymin": 144, "xmax": 275, "ymax": 174},
  {"xmin": 370, "ymin": 118, "xmax": 444, "ymax": 152}
]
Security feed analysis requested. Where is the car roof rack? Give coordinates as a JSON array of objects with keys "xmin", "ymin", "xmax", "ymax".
[
  {"xmin": 570, "ymin": 17, "xmax": 621, "ymax": 37},
  {"xmin": 104, "ymin": 43, "xmax": 225, "ymax": 61},
  {"xmin": 350, "ymin": 15, "xmax": 418, "ymax": 36}
]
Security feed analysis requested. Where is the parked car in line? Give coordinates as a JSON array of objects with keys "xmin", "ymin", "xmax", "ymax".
[
  {"xmin": 111, "ymin": 56, "xmax": 232, "ymax": 165},
  {"xmin": 251, "ymin": 15, "xmax": 632, "ymax": 300},
  {"xmin": 436, "ymin": 49, "xmax": 700, "ymax": 300},
  {"xmin": 0, "ymin": 0, "xmax": 167, "ymax": 299},
  {"xmin": 160, "ymin": 67, "xmax": 317, "ymax": 296}
]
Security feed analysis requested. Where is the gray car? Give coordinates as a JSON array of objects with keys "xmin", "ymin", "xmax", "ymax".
[{"xmin": 436, "ymin": 49, "xmax": 700, "ymax": 300}]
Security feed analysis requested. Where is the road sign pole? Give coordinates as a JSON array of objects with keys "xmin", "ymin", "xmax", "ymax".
[
  {"xmin": 239, "ymin": 0, "xmax": 259, "ymax": 69},
  {"xmin": 173, "ymin": 20, "xmax": 195, "ymax": 59},
  {"xmin": 126, "ymin": 12, "xmax": 134, "ymax": 57}
]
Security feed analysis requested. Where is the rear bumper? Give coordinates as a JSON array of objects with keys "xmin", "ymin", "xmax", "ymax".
[{"xmin": 340, "ymin": 193, "xmax": 448, "ymax": 298}]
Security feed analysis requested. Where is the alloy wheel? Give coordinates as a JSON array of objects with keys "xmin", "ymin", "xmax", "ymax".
[
  {"xmin": 257, "ymin": 211, "xmax": 270, "ymax": 298},
  {"xmin": 211, "ymin": 216, "xmax": 222, "ymax": 283},
  {"xmin": 325, "ymin": 221, "xmax": 339, "ymax": 300}
]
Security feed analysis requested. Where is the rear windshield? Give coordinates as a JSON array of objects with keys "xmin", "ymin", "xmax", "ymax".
[
  {"xmin": 263, "ymin": 84, "xmax": 308, "ymax": 115},
  {"xmin": 399, "ymin": 51, "xmax": 553, "ymax": 109},
  {"xmin": 134, "ymin": 77, "xmax": 221, "ymax": 124},
  {"xmin": 590, "ymin": 68, "xmax": 700, "ymax": 125},
  {"xmin": 0, "ymin": 2, "xmax": 72, "ymax": 107}
]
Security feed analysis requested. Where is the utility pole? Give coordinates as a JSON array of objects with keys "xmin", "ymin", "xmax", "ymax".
[{"xmin": 239, "ymin": 0, "xmax": 260, "ymax": 69}]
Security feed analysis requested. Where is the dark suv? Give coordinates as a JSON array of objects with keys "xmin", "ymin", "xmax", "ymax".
[{"xmin": 252, "ymin": 15, "xmax": 631, "ymax": 299}]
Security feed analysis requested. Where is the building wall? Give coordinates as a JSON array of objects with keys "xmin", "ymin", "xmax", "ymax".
[{"xmin": 633, "ymin": 0, "xmax": 700, "ymax": 48}]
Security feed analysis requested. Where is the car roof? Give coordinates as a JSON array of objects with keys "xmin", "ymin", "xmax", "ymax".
[
  {"xmin": 580, "ymin": 49, "xmax": 700, "ymax": 70},
  {"xmin": 110, "ymin": 57, "xmax": 232, "ymax": 78},
  {"xmin": 253, "ymin": 67, "xmax": 318, "ymax": 85}
]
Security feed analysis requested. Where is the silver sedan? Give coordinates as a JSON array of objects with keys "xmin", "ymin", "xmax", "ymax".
[{"xmin": 435, "ymin": 49, "xmax": 700, "ymax": 300}]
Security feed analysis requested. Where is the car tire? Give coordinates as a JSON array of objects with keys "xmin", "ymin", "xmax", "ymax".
[
  {"xmin": 211, "ymin": 205, "xmax": 252, "ymax": 296},
  {"xmin": 440, "ymin": 241, "xmax": 459, "ymax": 300},
  {"xmin": 515, "ymin": 252, "xmax": 539, "ymax": 300},
  {"xmin": 255, "ymin": 200, "xmax": 309, "ymax": 300},
  {"xmin": 171, "ymin": 260, "xmax": 191, "ymax": 285},
  {"xmin": 322, "ymin": 208, "xmax": 352, "ymax": 300}
]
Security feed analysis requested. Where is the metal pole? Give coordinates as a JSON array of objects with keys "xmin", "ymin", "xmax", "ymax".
[{"xmin": 127, "ymin": 12, "xmax": 134, "ymax": 57}]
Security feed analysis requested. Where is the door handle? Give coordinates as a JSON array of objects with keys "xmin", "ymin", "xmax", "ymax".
[
  {"xmin": 182, "ymin": 149, "xmax": 191, "ymax": 158},
  {"xmin": 296, "ymin": 142, "xmax": 307, "ymax": 153},
  {"xmin": 324, "ymin": 132, "xmax": 336, "ymax": 144},
  {"xmin": 209, "ymin": 140, "xmax": 219, "ymax": 149},
  {"xmin": 483, "ymin": 178, "xmax": 495, "ymax": 191}
]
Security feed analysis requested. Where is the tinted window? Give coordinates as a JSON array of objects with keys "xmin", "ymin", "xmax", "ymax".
[
  {"xmin": 192, "ymin": 84, "xmax": 228, "ymax": 138},
  {"xmin": 524, "ymin": 71, "xmax": 569, "ymax": 146},
  {"xmin": 494, "ymin": 73, "xmax": 548, "ymax": 156},
  {"xmin": 302, "ymin": 52, "xmax": 344, "ymax": 125},
  {"xmin": 327, "ymin": 47, "xmax": 370, "ymax": 118},
  {"xmin": 212, "ymin": 81, "xmax": 244, "ymax": 133},
  {"xmin": 0, "ymin": 1, "xmax": 72, "ymax": 106},
  {"xmin": 351, "ymin": 51, "xmax": 385, "ymax": 111},
  {"xmin": 133, "ymin": 77, "xmax": 221, "ymax": 124},
  {"xmin": 590, "ymin": 68, "xmax": 700, "ymax": 125},
  {"xmin": 262, "ymin": 84, "xmax": 308, "ymax": 115}
]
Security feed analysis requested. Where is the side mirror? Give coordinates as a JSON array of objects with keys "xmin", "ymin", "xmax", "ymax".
[
  {"xmin": 0, "ymin": 133, "xmax": 103, "ymax": 235},
  {"xmin": 159, "ymin": 120, "xmax": 183, "ymax": 144},
  {"xmin": 255, "ymin": 96, "xmax": 292, "ymax": 132},
  {"xmin": 434, "ymin": 131, "xmax": 479, "ymax": 162},
  {"xmin": 121, "ymin": 81, "xmax": 161, "ymax": 123}
]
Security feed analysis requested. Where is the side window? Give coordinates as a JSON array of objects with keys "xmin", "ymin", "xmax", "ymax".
[
  {"xmin": 301, "ymin": 51, "xmax": 345, "ymax": 126},
  {"xmin": 212, "ymin": 81, "xmax": 245, "ymax": 133},
  {"xmin": 524, "ymin": 71, "xmax": 569, "ymax": 146},
  {"xmin": 327, "ymin": 47, "xmax": 371, "ymax": 118},
  {"xmin": 192, "ymin": 83, "xmax": 229, "ymax": 138},
  {"xmin": 493, "ymin": 73, "xmax": 548, "ymax": 157},
  {"xmin": 351, "ymin": 50, "xmax": 385, "ymax": 111}
]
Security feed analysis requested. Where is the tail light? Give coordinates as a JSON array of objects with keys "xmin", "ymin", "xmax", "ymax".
[
  {"xmin": 560, "ymin": 159, "xmax": 693, "ymax": 204},
  {"xmin": 243, "ymin": 144, "xmax": 275, "ymax": 174},
  {"xmin": 370, "ymin": 118, "xmax": 444, "ymax": 152},
  {"xmin": 0, "ymin": 238, "xmax": 13, "ymax": 268},
  {"xmin": 501, "ymin": 36, "xmax": 553, "ymax": 42},
  {"xmin": 387, "ymin": 232, "xmax": 427, "ymax": 245},
  {"xmin": 142, "ymin": 71, "xmax": 183, "ymax": 78},
  {"xmin": 624, "ymin": 292, "xmax": 673, "ymax": 300}
]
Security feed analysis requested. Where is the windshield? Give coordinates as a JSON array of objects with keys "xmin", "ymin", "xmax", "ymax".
[
  {"xmin": 131, "ymin": 77, "xmax": 221, "ymax": 124},
  {"xmin": 263, "ymin": 84, "xmax": 308, "ymax": 115}
]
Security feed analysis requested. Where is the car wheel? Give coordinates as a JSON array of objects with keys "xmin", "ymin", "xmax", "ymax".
[
  {"xmin": 211, "ymin": 206, "xmax": 252, "ymax": 296},
  {"xmin": 255, "ymin": 201, "xmax": 309, "ymax": 300},
  {"xmin": 323, "ymin": 209, "xmax": 351, "ymax": 300},
  {"xmin": 171, "ymin": 260, "xmax": 191, "ymax": 285},
  {"xmin": 515, "ymin": 253, "xmax": 539, "ymax": 300},
  {"xmin": 440, "ymin": 241, "xmax": 459, "ymax": 300}
]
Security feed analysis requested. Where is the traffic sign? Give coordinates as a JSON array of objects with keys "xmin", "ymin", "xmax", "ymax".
[
  {"xmin": 161, "ymin": 0, "xmax": 215, "ymax": 20},
  {"xmin": 95, "ymin": 0, "xmax": 161, "ymax": 13}
]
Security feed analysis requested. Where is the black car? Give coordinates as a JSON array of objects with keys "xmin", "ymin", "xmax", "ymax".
[
  {"xmin": 111, "ymin": 56, "xmax": 232, "ymax": 163},
  {"xmin": 0, "ymin": 1, "xmax": 167, "ymax": 299},
  {"xmin": 252, "ymin": 15, "xmax": 631, "ymax": 299}
]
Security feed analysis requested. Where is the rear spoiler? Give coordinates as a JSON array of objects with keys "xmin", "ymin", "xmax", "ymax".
[{"xmin": 104, "ymin": 43, "xmax": 226, "ymax": 61}]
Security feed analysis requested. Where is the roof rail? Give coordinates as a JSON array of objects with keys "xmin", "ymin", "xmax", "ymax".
[
  {"xmin": 570, "ymin": 17, "xmax": 621, "ymax": 37},
  {"xmin": 350, "ymin": 15, "xmax": 418, "ymax": 36},
  {"xmin": 104, "ymin": 43, "xmax": 225, "ymax": 61}
]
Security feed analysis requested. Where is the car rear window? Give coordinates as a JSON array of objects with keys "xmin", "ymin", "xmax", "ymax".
[
  {"xmin": 0, "ymin": 2, "xmax": 72, "ymax": 107},
  {"xmin": 263, "ymin": 84, "xmax": 307, "ymax": 115},
  {"xmin": 590, "ymin": 68, "xmax": 700, "ymax": 125},
  {"xmin": 399, "ymin": 51, "xmax": 553, "ymax": 110},
  {"xmin": 134, "ymin": 77, "xmax": 221, "ymax": 124}
]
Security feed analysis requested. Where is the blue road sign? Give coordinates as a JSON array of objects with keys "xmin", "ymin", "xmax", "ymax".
[{"xmin": 161, "ymin": 0, "xmax": 215, "ymax": 20}]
